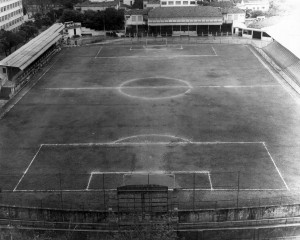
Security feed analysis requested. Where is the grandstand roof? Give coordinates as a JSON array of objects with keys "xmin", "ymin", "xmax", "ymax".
[
  {"xmin": 0, "ymin": 23, "xmax": 64, "ymax": 71},
  {"xmin": 148, "ymin": 6, "xmax": 223, "ymax": 19},
  {"xmin": 263, "ymin": 12, "xmax": 300, "ymax": 60},
  {"xmin": 125, "ymin": 9, "xmax": 150, "ymax": 15}
]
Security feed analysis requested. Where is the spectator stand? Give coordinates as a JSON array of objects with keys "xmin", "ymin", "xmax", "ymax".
[{"xmin": 0, "ymin": 23, "xmax": 64, "ymax": 99}]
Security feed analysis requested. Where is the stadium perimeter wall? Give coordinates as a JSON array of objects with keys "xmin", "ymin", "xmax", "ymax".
[{"xmin": 2, "ymin": 204, "xmax": 300, "ymax": 227}]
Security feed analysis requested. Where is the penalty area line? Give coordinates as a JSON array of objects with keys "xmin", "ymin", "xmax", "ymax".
[
  {"xmin": 263, "ymin": 142, "xmax": 290, "ymax": 191},
  {"xmin": 94, "ymin": 46, "xmax": 103, "ymax": 58},
  {"xmin": 11, "ymin": 188, "xmax": 289, "ymax": 192},
  {"xmin": 86, "ymin": 173, "xmax": 93, "ymax": 190},
  {"xmin": 211, "ymin": 46, "xmax": 217, "ymax": 56},
  {"xmin": 13, "ymin": 145, "xmax": 43, "ymax": 192}
]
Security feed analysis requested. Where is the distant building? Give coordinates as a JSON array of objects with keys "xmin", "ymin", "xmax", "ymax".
[
  {"xmin": 0, "ymin": 0, "xmax": 24, "ymax": 31},
  {"xmin": 143, "ymin": 0, "xmax": 160, "ymax": 9},
  {"xmin": 160, "ymin": 0, "xmax": 197, "ymax": 7},
  {"xmin": 148, "ymin": 6, "xmax": 223, "ymax": 36},
  {"xmin": 236, "ymin": 0, "xmax": 270, "ymax": 12},
  {"xmin": 74, "ymin": 0, "xmax": 122, "ymax": 12},
  {"xmin": 125, "ymin": 9, "xmax": 149, "ymax": 34},
  {"xmin": 222, "ymin": 7, "xmax": 245, "ymax": 24}
]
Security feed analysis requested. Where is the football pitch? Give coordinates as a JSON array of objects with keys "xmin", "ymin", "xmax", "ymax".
[{"xmin": 1, "ymin": 43, "xmax": 300, "ymax": 207}]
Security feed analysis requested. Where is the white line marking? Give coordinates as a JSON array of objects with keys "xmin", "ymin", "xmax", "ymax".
[
  {"xmin": 247, "ymin": 45, "xmax": 299, "ymax": 104},
  {"xmin": 95, "ymin": 46, "xmax": 102, "ymax": 58},
  {"xmin": 0, "ymin": 55, "xmax": 60, "ymax": 119},
  {"xmin": 113, "ymin": 134, "xmax": 192, "ymax": 144},
  {"xmin": 117, "ymin": 76, "xmax": 193, "ymax": 100},
  {"xmin": 95, "ymin": 55, "xmax": 217, "ymax": 59},
  {"xmin": 208, "ymin": 173, "xmax": 213, "ymax": 190},
  {"xmin": 42, "ymin": 141, "xmax": 264, "ymax": 147},
  {"xmin": 11, "ymin": 188, "xmax": 289, "ymax": 192},
  {"xmin": 42, "ymin": 85, "xmax": 280, "ymax": 91},
  {"xmin": 263, "ymin": 142, "xmax": 290, "ymax": 191},
  {"xmin": 91, "ymin": 170, "xmax": 210, "ymax": 175},
  {"xmin": 211, "ymin": 46, "xmax": 217, "ymax": 56},
  {"xmin": 86, "ymin": 173, "xmax": 93, "ymax": 190},
  {"xmin": 13, "ymin": 145, "xmax": 43, "ymax": 191},
  {"xmin": 43, "ymin": 86, "xmax": 191, "ymax": 90}
]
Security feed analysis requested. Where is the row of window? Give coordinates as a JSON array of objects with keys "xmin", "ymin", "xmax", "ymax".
[
  {"xmin": 0, "ymin": 0, "xmax": 13, "ymax": 3},
  {"xmin": 245, "ymin": 6, "xmax": 266, "ymax": 10},
  {"xmin": 0, "ymin": 15, "xmax": 23, "ymax": 29},
  {"xmin": 0, "ymin": 0, "xmax": 21, "ymax": 13},
  {"xmin": 161, "ymin": 1, "xmax": 196, "ymax": 5},
  {"xmin": 131, "ymin": 15, "xmax": 143, "ymax": 22},
  {"xmin": 0, "ymin": 8, "xmax": 22, "ymax": 22},
  {"xmin": 227, "ymin": 14, "xmax": 244, "ymax": 21}
]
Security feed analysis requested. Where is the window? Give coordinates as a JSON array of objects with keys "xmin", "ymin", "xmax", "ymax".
[
  {"xmin": 161, "ymin": 1, "xmax": 167, "ymax": 5},
  {"xmin": 183, "ymin": 1, "xmax": 188, "ymax": 4},
  {"xmin": 132, "ymin": 16, "xmax": 136, "ymax": 21},
  {"xmin": 190, "ymin": 1, "xmax": 195, "ymax": 4},
  {"xmin": 176, "ymin": 1, "xmax": 181, "ymax": 4},
  {"xmin": 234, "ymin": 14, "xmax": 238, "ymax": 20},
  {"xmin": 138, "ymin": 15, "xmax": 142, "ymax": 21},
  {"xmin": 168, "ymin": 1, "xmax": 174, "ymax": 5},
  {"xmin": 3, "ymin": 68, "xmax": 6, "ymax": 74}
]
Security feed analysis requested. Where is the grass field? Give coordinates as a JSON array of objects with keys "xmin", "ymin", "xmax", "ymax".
[{"xmin": 0, "ymin": 43, "xmax": 300, "ymax": 207}]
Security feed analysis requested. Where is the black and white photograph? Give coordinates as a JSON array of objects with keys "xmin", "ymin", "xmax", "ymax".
[{"xmin": 0, "ymin": 0, "xmax": 300, "ymax": 239}]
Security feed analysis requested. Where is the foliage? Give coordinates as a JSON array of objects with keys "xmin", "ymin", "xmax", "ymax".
[
  {"xmin": 0, "ymin": 29, "xmax": 25, "ymax": 56},
  {"xmin": 19, "ymin": 21, "xmax": 39, "ymax": 41},
  {"xmin": 250, "ymin": 10, "xmax": 264, "ymax": 18},
  {"xmin": 60, "ymin": 9, "xmax": 124, "ymax": 31},
  {"xmin": 60, "ymin": 9, "xmax": 83, "ymax": 23},
  {"xmin": 105, "ymin": 224, "xmax": 181, "ymax": 240},
  {"xmin": 131, "ymin": 0, "xmax": 143, "ymax": 9}
]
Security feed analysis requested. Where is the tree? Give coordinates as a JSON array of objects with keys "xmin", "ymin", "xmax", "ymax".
[
  {"xmin": 0, "ymin": 30, "xmax": 25, "ymax": 56},
  {"xmin": 103, "ymin": 9, "xmax": 124, "ymax": 30},
  {"xmin": 19, "ymin": 22, "xmax": 39, "ymax": 41},
  {"xmin": 60, "ymin": 9, "xmax": 83, "ymax": 23},
  {"xmin": 251, "ymin": 10, "xmax": 264, "ymax": 18}
]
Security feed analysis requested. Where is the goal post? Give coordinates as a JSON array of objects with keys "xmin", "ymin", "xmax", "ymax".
[{"xmin": 145, "ymin": 38, "xmax": 168, "ymax": 47}]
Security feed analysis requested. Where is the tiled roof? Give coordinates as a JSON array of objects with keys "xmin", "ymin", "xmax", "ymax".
[
  {"xmin": 148, "ymin": 6, "xmax": 223, "ymax": 18},
  {"xmin": 206, "ymin": 1, "xmax": 235, "ymax": 8},
  {"xmin": 125, "ymin": 9, "xmax": 150, "ymax": 15},
  {"xmin": 76, "ymin": 0, "xmax": 119, "ymax": 7},
  {"xmin": 222, "ymin": 7, "xmax": 245, "ymax": 14}
]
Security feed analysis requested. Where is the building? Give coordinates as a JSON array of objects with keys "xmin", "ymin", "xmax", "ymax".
[
  {"xmin": 143, "ymin": 0, "xmax": 160, "ymax": 9},
  {"xmin": 74, "ymin": 0, "xmax": 121, "ymax": 12},
  {"xmin": 236, "ymin": 0, "xmax": 270, "ymax": 12},
  {"xmin": 148, "ymin": 6, "xmax": 223, "ymax": 36},
  {"xmin": 222, "ymin": 7, "xmax": 245, "ymax": 32},
  {"xmin": 125, "ymin": 9, "xmax": 149, "ymax": 35},
  {"xmin": 0, "ymin": 23, "xmax": 64, "ymax": 98},
  {"xmin": 0, "ymin": 0, "xmax": 24, "ymax": 31}
]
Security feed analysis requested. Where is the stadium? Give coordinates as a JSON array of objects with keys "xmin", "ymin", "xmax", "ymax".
[{"xmin": 0, "ymin": 16, "xmax": 300, "ymax": 239}]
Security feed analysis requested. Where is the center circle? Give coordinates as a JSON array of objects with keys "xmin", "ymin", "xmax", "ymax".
[{"xmin": 118, "ymin": 77, "xmax": 192, "ymax": 100}]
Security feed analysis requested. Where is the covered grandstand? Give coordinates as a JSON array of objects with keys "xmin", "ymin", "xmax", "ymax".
[
  {"xmin": 148, "ymin": 6, "xmax": 223, "ymax": 36},
  {"xmin": 261, "ymin": 13, "xmax": 300, "ymax": 91},
  {"xmin": 0, "ymin": 23, "xmax": 64, "ymax": 99}
]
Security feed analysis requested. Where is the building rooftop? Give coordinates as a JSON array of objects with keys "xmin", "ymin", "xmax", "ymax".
[
  {"xmin": 148, "ymin": 6, "xmax": 223, "ymax": 18},
  {"xmin": 0, "ymin": 23, "xmax": 64, "ymax": 71},
  {"xmin": 125, "ymin": 9, "xmax": 150, "ymax": 15},
  {"xmin": 222, "ymin": 7, "xmax": 245, "ymax": 14},
  {"xmin": 75, "ymin": 0, "xmax": 119, "ymax": 7}
]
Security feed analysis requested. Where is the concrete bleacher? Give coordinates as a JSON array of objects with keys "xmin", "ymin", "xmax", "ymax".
[
  {"xmin": 262, "ymin": 41, "xmax": 300, "ymax": 88},
  {"xmin": 263, "ymin": 41, "xmax": 299, "ymax": 69}
]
